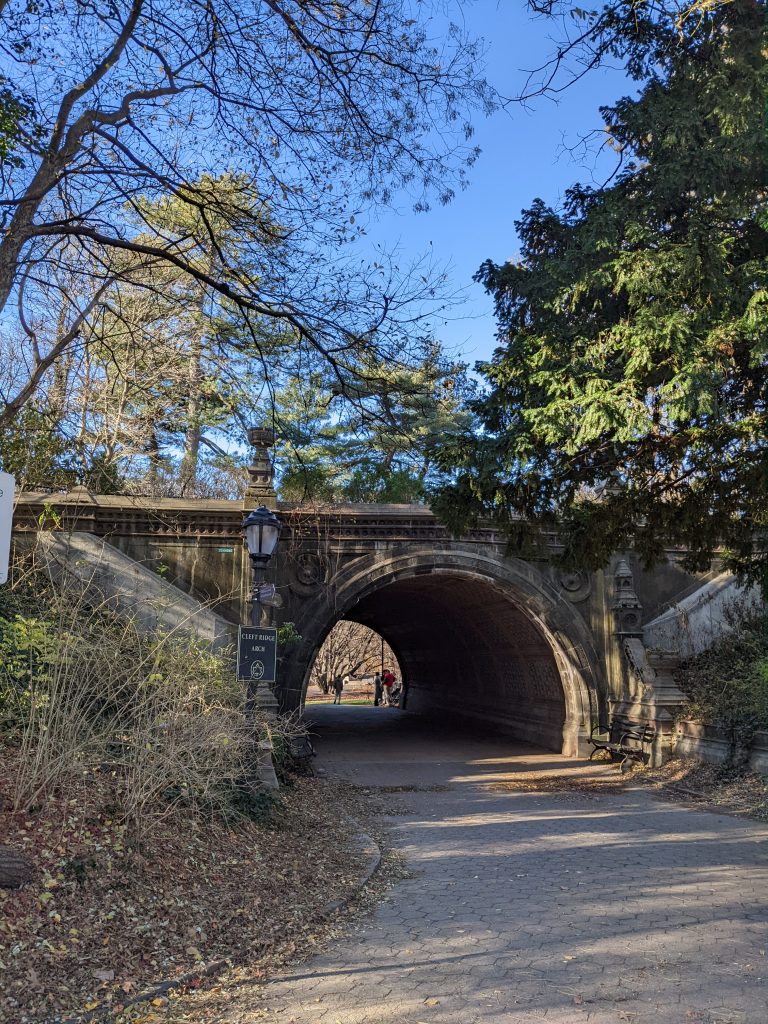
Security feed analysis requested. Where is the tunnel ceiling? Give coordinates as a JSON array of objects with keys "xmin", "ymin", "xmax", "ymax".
[{"xmin": 344, "ymin": 572, "xmax": 566, "ymax": 750}]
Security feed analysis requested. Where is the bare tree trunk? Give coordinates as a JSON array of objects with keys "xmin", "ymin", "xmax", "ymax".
[
  {"xmin": 0, "ymin": 846, "xmax": 34, "ymax": 889},
  {"xmin": 76, "ymin": 352, "xmax": 92, "ymax": 445},
  {"xmin": 49, "ymin": 301, "xmax": 72, "ymax": 422},
  {"xmin": 104, "ymin": 378, "xmax": 130, "ymax": 466},
  {"xmin": 145, "ymin": 422, "xmax": 163, "ymax": 491},
  {"xmin": 179, "ymin": 332, "xmax": 203, "ymax": 496},
  {"xmin": 179, "ymin": 278, "xmax": 209, "ymax": 496}
]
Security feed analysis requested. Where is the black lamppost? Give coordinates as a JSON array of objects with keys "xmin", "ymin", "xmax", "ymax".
[
  {"xmin": 242, "ymin": 504, "xmax": 282, "ymax": 732},
  {"xmin": 242, "ymin": 504, "xmax": 282, "ymax": 627}
]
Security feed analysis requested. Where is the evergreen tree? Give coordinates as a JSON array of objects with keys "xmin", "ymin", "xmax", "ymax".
[
  {"xmin": 274, "ymin": 348, "xmax": 474, "ymax": 504},
  {"xmin": 433, "ymin": 0, "xmax": 768, "ymax": 587}
]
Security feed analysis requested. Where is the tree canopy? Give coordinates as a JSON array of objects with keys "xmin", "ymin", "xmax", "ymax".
[
  {"xmin": 0, "ymin": 0, "xmax": 493, "ymax": 492},
  {"xmin": 0, "ymin": 174, "xmax": 473, "ymax": 498},
  {"xmin": 432, "ymin": 0, "xmax": 768, "ymax": 587},
  {"xmin": 275, "ymin": 345, "xmax": 475, "ymax": 505}
]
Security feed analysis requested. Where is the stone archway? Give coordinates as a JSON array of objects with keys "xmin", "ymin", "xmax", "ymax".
[{"xmin": 282, "ymin": 546, "xmax": 606, "ymax": 757}]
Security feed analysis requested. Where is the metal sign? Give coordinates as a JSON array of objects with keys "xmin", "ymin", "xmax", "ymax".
[
  {"xmin": 0, "ymin": 471, "xmax": 14, "ymax": 586},
  {"xmin": 237, "ymin": 625, "xmax": 277, "ymax": 683}
]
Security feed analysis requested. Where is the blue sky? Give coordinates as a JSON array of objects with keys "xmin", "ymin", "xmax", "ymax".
[{"xmin": 360, "ymin": 0, "xmax": 631, "ymax": 368}]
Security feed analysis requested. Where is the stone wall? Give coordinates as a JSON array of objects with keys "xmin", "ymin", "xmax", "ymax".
[
  {"xmin": 673, "ymin": 721, "xmax": 768, "ymax": 775},
  {"xmin": 34, "ymin": 531, "xmax": 237, "ymax": 652},
  {"xmin": 643, "ymin": 573, "xmax": 763, "ymax": 659},
  {"xmin": 105, "ymin": 533, "xmax": 245, "ymax": 624}
]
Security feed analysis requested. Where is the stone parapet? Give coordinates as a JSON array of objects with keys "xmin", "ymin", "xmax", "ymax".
[
  {"xmin": 12, "ymin": 490, "xmax": 519, "ymax": 547},
  {"xmin": 673, "ymin": 721, "xmax": 768, "ymax": 774}
]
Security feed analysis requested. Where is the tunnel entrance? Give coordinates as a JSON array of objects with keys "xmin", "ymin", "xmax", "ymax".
[
  {"xmin": 296, "ymin": 553, "xmax": 600, "ymax": 757},
  {"xmin": 344, "ymin": 573, "xmax": 566, "ymax": 752}
]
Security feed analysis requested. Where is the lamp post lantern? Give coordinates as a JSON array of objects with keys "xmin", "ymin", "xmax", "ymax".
[
  {"xmin": 241, "ymin": 505, "xmax": 282, "ymax": 726},
  {"xmin": 243, "ymin": 504, "xmax": 282, "ymax": 628}
]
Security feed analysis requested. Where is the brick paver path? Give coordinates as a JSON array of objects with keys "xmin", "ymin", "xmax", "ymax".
[{"xmin": 234, "ymin": 708, "xmax": 768, "ymax": 1023}]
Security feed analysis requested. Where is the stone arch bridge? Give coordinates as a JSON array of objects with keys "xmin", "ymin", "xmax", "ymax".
[{"xmin": 15, "ymin": 485, "xmax": 715, "ymax": 762}]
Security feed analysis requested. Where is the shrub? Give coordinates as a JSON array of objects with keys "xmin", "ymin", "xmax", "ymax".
[
  {"xmin": 677, "ymin": 611, "xmax": 768, "ymax": 773},
  {"xmin": 0, "ymin": 553, "xmax": 303, "ymax": 842}
]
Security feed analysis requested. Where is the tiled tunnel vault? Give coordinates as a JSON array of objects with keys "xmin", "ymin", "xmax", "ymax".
[{"xmin": 344, "ymin": 572, "xmax": 567, "ymax": 752}]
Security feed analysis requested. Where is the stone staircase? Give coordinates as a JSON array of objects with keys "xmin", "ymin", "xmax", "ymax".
[{"xmin": 615, "ymin": 573, "xmax": 763, "ymax": 764}]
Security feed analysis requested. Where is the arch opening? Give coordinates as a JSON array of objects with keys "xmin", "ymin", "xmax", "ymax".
[
  {"xmin": 344, "ymin": 572, "xmax": 567, "ymax": 751},
  {"xmin": 289, "ymin": 550, "xmax": 603, "ymax": 756},
  {"xmin": 305, "ymin": 621, "xmax": 401, "ymax": 703},
  {"xmin": 286, "ymin": 548, "xmax": 606, "ymax": 757}
]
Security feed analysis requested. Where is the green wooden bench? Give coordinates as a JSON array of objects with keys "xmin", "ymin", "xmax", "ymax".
[{"xmin": 590, "ymin": 715, "xmax": 655, "ymax": 771}]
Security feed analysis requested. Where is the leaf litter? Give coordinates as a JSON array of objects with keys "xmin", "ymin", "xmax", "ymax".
[
  {"xmin": 0, "ymin": 753, "xmax": 397, "ymax": 1024},
  {"xmin": 485, "ymin": 756, "xmax": 768, "ymax": 821}
]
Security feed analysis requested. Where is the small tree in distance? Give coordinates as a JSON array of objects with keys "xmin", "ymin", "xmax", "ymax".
[{"xmin": 310, "ymin": 622, "xmax": 398, "ymax": 695}]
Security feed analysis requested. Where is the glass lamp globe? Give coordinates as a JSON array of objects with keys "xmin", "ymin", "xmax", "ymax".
[{"xmin": 242, "ymin": 505, "xmax": 282, "ymax": 560}]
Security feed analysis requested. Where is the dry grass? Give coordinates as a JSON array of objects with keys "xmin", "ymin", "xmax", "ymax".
[
  {"xmin": 1, "ymin": 561, "xmax": 262, "ymax": 844},
  {"xmin": 648, "ymin": 758, "xmax": 768, "ymax": 821}
]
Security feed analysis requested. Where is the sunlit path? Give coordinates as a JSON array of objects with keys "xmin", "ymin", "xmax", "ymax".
[{"xmin": 185, "ymin": 706, "xmax": 768, "ymax": 1023}]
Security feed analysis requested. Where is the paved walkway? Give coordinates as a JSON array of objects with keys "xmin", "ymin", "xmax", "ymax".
[{"xmin": 234, "ymin": 708, "xmax": 768, "ymax": 1023}]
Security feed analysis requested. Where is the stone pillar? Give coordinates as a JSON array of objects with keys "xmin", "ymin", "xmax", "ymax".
[
  {"xmin": 242, "ymin": 426, "xmax": 281, "ymax": 790},
  {"xmin": 241, "ymin": 424, "xmax": 280, "ymax": 636},
  {"xmin": 612, "ymin": 556, "xmax": 648, "ymax": 710},
  {"xmin": 244, "ymin": 427, "xmax": 277, "ymax": 507},
  {"xmin": 612, "ymin": 558, "xmax": 643, "ymax": 640},
  {"xmin": 612, "ymin": 558, "xmax": 687, "ymax": 764}
]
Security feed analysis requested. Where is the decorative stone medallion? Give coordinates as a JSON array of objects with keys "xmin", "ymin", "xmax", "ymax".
[
  {"xmin": 290, "ymin": 551, "xmax": 326, "ymax": 596},
  {"xmin": 556, "ymin": 569, "xmax": 591, "ymax": 603}
]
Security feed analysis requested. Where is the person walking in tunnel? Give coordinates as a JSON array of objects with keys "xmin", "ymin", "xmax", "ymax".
[
  {"xmin": 382, "ymin": 668, "xmax": 395, "ymax": 706},
  {"xmin": 332, "ymin": 674, "xmax": 344, "ymax": 704},
  {"xmin": 373, "ymin": 672, "xmax": 383, "ymax": 706}
]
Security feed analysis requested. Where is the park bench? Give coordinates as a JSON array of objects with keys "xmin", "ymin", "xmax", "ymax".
[{"xmin": 589, "ymin": 714, "xmax": 655, "ymax": 771}]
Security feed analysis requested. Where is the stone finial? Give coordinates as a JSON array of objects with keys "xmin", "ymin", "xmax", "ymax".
[
  {"xmin": 63, "ymin": 484, "xmax": 96, "ymax": 502},
  {"xmin": 613, "ymin": 557, "xmax": 643, "ymax": 636},
  {"xmin": 244, "ymin": 426, "xmax": 277, "ymax": 506}
]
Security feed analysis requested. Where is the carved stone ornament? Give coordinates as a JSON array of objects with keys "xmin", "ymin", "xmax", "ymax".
[
  {"xmin": 613, "ymin": 557, "xmax": 643, "ymax": 636},
  {"xmin": 557, "ymin": 569, "xmax": 591, "ymax": 603},
  {"xmin": 290, "ymin": 551, "xmax": 326, "ymax": 596},
  {"xmin": 623, "ymin": 637, "xmax": 656, "ymax": 697},
  {"xmin": 244, "ymin": 426, "xmax": 277, "ymax": 504}
]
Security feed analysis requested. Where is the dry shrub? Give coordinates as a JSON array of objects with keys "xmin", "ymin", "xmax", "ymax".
[
  {"xmin": 677, "ymin": 610, "xmax": 768, "ymax": 773},
  {"xmin": 0, "ymin": 555, "xmax": 279, "ymax": 841}
]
